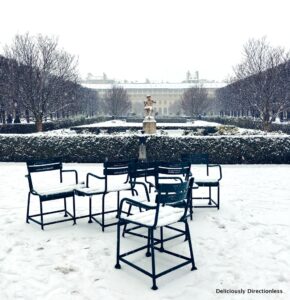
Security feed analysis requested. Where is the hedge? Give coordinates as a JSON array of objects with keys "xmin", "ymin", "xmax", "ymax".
[
  {"xmin": 1, "ymin": 134, "xmax": 290, "ymax": 164},
  {"xmin": 205, "ymin": 116, "xmax": 290, "ymax": 134},
  {"xmin": 0, "ymin": 116, "xmax": 111, "ymax": 134}
]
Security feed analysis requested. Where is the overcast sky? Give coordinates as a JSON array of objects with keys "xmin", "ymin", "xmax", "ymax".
[{"xmin": 1, "ymin": 0, "xmax": 290, "ymax": 82}]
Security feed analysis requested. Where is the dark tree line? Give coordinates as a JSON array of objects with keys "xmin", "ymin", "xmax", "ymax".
[
  {"xmin": 0, "ymin": 33, "xmax": 100, "ymax": 131},
  {"xmin": 216, "ymin": 37, "xmax": 290, "ymax": 131},
  {"xmin": 103, "ymin": 86, "xmax": 131, "ymax": 117},
  {"xmin": 180, "ymin": 85, "xmax": 209, "ymax": 116}
]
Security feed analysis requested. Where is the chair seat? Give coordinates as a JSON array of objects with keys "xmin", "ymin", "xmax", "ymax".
[
  {"xmin": 75, "ymin": 183, "xmax": 132, "ymax": 196},
  {"xmin": 194, "ymin": 176, "xmax": 220, "ymax": 185},
  {"xmin": 35, "ymin": 182, "xmax": 85, "ymax": 198},
  {"xmin": 107, "ymin": 183, "xmax": 132, "ymax": 192},
  {"xmin": 122, "ymin": 206, "xmax": 184, "ymax": 227}
]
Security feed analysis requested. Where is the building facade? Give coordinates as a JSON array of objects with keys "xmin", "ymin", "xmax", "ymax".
[{"xmin": 82, "ymin": 81, "xmax": 226, "ymax": 116}]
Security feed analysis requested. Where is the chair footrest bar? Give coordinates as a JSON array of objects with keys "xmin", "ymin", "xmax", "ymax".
[
  {"xmin": 29, "ymin": 209, "xmax": 67, "ymax": 217},
  {"xmin": 159, "ymin": 248, "xmax": 192, "ymax": 261},
  {"xmin": 120, "ymin": 257, "xmax": 152, "ymax": 277},
  {"xmin": 156, "ymin": 261, "xmax": 191, "ymax": 279},
  {"xmin": 120, "ymin": 244, "xmax": 150, "ymax": 258}
]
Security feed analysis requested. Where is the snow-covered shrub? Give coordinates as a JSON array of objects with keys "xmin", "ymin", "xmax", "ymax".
[
  {"xmin": 0, "ymin": 116, "xmax": 110, "ymax": 134},
  {"xmin": 216, "ymin": 125, "xmax": 239, "ymax": 135},
  {"xmin": 1, "ymin": 134, "xmax": 290, "ymax": 163}
]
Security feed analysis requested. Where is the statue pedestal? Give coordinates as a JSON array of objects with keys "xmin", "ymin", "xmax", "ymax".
[{"xmin": 143, "ymin": 117, "xmax": 156, "ymax": 134}]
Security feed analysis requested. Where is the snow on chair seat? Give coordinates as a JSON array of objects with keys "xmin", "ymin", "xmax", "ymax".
[
  {"xmin": 122, "ymin": 205, "xmax": 184, "ymax": 227},
  {"xmin": 79, "ymin": 160, "xmax": 138, "ymax": 231},
  {"xmin": 25, "ymin": 158, "xmax": 81, "ymax": 230},
  {"xmin": 35, "ymin": 182, "xmax": 85, "ymax": 199}
]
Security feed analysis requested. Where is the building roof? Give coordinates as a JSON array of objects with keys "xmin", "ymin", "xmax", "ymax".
[{"xmin": 82, "ymin": 82, "xmax": 227, "ymax": 90}]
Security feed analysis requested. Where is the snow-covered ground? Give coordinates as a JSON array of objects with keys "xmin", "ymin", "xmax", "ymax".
[
  {"xmin": 28, "ymin": 119, "xmax": 286, "ymax": 137},
  {"xmin": 77, "ymin": 120, "xmax": 221, "ymax": 128},
  {"xmin": 0, "ymin": 163, "xmax": 289, "ymax": 300}
]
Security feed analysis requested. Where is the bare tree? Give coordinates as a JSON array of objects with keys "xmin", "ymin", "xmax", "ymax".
[
  {"xmin": 4, "ymin": 33, "xmax": 79, "ymax": 131},
  {"xmin": 103, "ymin": 86, "xmax": 131, "ymax": 117},
  {"xmin": 233, "ymin": 37, "xmax": 290, "ymax": 130},
  {"xmin": 180, "ymin": 86, "xmax": 209, "ymax": 116}
]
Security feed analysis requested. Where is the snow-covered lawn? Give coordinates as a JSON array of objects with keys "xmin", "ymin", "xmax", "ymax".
[
  {"xmin": 0, "ymin": 163, "xmax": 289, "ymax": 300},
  {"xmin": 75, "ymin": 120, "xmax": 221, "ymax": 128}
]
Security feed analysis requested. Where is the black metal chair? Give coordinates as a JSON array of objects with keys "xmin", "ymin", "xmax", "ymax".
[
  {"xmin": 182, "ymin": 153, "xmax": 222, "ymax": 209},
  {"xmin": 115, "ymin": 178, "xmax": 197, "ymax": 290},
  {"xmin": 26, "ymin": 158, "xmax": 83, "ymax": 230},
  {"xmin": 74, "ymin": 160, "xmax": 137, "ymax": 231}
]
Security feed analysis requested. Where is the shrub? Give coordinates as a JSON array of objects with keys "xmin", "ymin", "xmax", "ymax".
[{"xmin": 1, "ymin": 134, "xmax": 290, "ymax": 164}]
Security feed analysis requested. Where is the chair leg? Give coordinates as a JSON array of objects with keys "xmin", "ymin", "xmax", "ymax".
[
  {"xmin": 115, "ymin": 221, "xmax": 121, "ymax": 269},
  {"xmin": 88, "ymin": 196, "xmax": 93, "ymax": 223},
  {"xmin": 26, "ymin": 192, "xmax": 31, "ymax": 223},
  {"xmin": 190, "ymin": 188, "xmax": 193, "ymax": 221},
  {"xmin": 72, "ymin": 194, "xmax": 76, "ymax": 225},
  {"xmin": 150, "ymin": 229, "xmax": 158, "ymax": 290},
  {"xmin": 146, "ymin": 228, "xmax": 151, "ymax": 257},
  {"xmin": 122, "ymin": 204, "xmax": 132, "ymax": 237},
  {"xmin": 208, "ymin": 187, "xmax": 212, "ymax": 205},
  {"xmin": 39, "ymin": 200, "xmax": 44, "ymax": 230},
  {"xmin": 185, "ymin": 221, "xmax": 197, "ymax": 271},
  {"xmin": 159, "ymin": 227, "xmax": 164, "ymax": 252},
  {"xmin": 102, "ymin": 194, "xmax": 106, "ymax": 232},
  {"xmin": 184, "ymin": 222, "xmax": 188, "ymax": 241},
  {"xmin": 217, "ymin": 185, "xmax": 220, "ymax": 210},
  {"xmin": 64, "ymin": 197, "xmax": 68, "ymax": 217},
  {"xmin": 116, "ymin": 191, "xmax": 120, "ymax": 218}
]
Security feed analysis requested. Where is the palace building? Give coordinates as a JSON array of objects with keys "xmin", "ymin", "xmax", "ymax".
[{"xmin": 82, "ymin": 72, "xmax": 226, "ymax": 116}]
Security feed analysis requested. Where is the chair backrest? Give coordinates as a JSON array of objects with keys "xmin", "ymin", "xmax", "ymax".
[
  {"xmin": 26, "ymin": 158, "xmax": 63, "ymax": 192},
  {"xmin": 156, "ymin": 161, "xmax": 191, "ymax": 186},
  {"xmin": 103, "ymin": 160, "xmax": 130, "ymax": 176},
  {"xmin": 181, "ymin": 153, "xmax": 209, "ymax": 165},
  {"xmin": 26, "ymin": 158, "xmax": 62, "ymax": 174},
  {"xmin": 128, "ymin": 161, "xmax": 156, "ymax": 180},
  {"xmin": 156, "ymin": 181, "xmax": 189, "ymax": 206}
]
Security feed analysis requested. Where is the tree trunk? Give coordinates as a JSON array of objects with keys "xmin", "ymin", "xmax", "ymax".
[
  {"xmin": 262, "ymin": 116, "xmax": 271, "ymax": 131},
  {"xmin": 35, "ymin": 115, "xmax": 43, "ymax": 132}
]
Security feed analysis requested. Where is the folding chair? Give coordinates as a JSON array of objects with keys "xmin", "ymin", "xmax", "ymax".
[
  {"xmin": 115, "ymin": 178, "xmax": 197, "ymax": 290},
  {"xmin": 25, "ymin": 158, "xmax": 83, "ymax": 230},
  {"xmin": 182, "ymin": 153, "xmax": 222, "ymax": 209},
  {"xmin": 74, "ymin": 160, "xmax": 137, "ymax": 231}
]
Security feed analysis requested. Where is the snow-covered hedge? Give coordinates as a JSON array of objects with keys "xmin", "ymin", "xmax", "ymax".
[
  {"xmin": 205, "ymin": 116, "xmax": 290, "ymax": 134},
  {"xmin": 0, "ymin": 116, "xmax": 110, "ymax": 134},
  {"xmin": 1, "ymin": 134, "xmax": 290, "ymax": 163}
]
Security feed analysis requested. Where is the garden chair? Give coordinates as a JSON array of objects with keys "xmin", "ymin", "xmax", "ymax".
[
  {"xmin": 25, "ymin": 158, "xmax": 83, "ymax": 230},
  {"xmin": 74, "ymin": 160, "xmax": 138, "ymax": 231},
  {"xmin": 182, "ymin": 153, "xmax": 222, "ymax": 209},
  {"xmin": 115, "ymin": 178, "xmax": 197, "ymax": 290},
  {"xmin": 123, "ymin": 160, "xmax": 194, "ymax": 237}
]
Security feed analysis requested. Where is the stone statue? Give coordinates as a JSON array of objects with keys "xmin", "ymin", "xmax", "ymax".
[{"xmin": 144, "ymin": 95, "xmax": 156, "ymax": 118}]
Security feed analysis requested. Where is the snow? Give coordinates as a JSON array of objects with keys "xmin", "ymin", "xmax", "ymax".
[
  {"xmin": 0, "ymin": 163, "xmax": 289, "ymax": 299},
  {"xmin": 75, "ymin": 119, "xmax": 221, "ymax": 128}
]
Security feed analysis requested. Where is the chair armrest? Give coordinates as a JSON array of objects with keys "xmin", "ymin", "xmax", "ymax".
[
  {"xmin": 208, "ymin": 164, "xmax": 222, "ymax": 181},
  {"xmin": 130, "ymin": 181, "xmax": 150, "ymax": 201},
  {"xmin": 118, "ymin": 197, "xmax": 156, "ymax": 218},
  {"xmin": 86, "ymin": 172, "xmax": 105, "ymax": 188},
  {"xmin": 62, "ymin": 169, "xmax": 79, "ymax": 184}
]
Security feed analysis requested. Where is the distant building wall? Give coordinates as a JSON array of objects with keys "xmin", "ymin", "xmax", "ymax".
[{"xmin": 82, "ymin": 82, "xmax": 226, "ymax": 116}]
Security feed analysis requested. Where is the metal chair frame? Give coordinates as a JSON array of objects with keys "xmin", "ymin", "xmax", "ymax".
[
  {"xmin": 75, "ymin": 160, "xmax": 137, "ymax": 231},
  {"xmin": 182, "ymin": 153, "xmax": 222, "ymax": 211},
  {"xmin": 123, "ymin": 161, "xmax": 192, "ymax": 239},
  {"xmin": 26, "ymin": 158, "xmax": 79, "ymax": 230},
  {"xmin": 115, "ymin": 179, "xmax": 197, "ymax": 290}
]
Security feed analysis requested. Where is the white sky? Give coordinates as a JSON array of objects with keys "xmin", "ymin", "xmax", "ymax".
[{"xmin": 1, "ymin": 0, "xmax": 290, "ymax": 82}]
